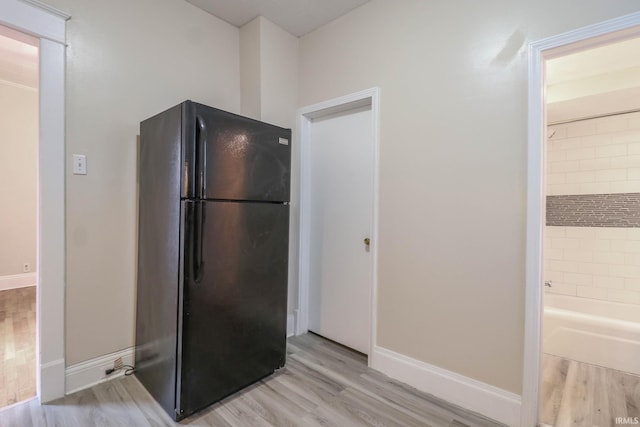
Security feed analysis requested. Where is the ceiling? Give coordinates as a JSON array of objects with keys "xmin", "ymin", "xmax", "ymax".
[
  {"xmin": 547, "ymin": 37, "xmax": 640, "ymax": 86},
  {"xmin": 0, "ymin": 25, "xmax": 38, "ymax": 89},
  {"xmin": 0, "ymin": 1, "xmax": 374, "ymax": 89},
  {"xmin": 546, "ymin": 36, "xmax": 640, "ymax": 122},
  {"xmin": 185, "ymin": 0, "xmax": 370, "ymax": 37}
]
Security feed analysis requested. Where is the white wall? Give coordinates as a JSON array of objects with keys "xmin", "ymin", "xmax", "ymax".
[
  {"xmin": 258, "ymin": 18, "xmax": 299, "ymax": 129},
  {"xmin": 240, "ymin": 18, "xmax": 261, "ymax": 120},
  {"xmin": 258, "ymin": 17, "xmax": 299, "ymax": 314},
  {"xmin": 0, "ymin": 81, "xmax": 37, "ymax": 277},
  {"xmin": 44, "ymin": 0, "xmax": 240, "ymax": 366},
  {"xmin": 298, "ymin": 0, "xmax": 640, "ymax": 394},
  {"xmin": 548, "ymin": 68, "xmax": 640, "ymax": 104},
  {"xmin": 240, "ymin": 16, "xmax": 299, "ymax": 128},
  {"xmin": 239, "ymin": 16, "xmax": 299, "ymax": 313}
]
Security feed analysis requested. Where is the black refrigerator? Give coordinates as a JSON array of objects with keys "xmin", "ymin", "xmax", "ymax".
[{"xmin": 135, "ymin": 101, "xmax": 291, "ymax": 421}]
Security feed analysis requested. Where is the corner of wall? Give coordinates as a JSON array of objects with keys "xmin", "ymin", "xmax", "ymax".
[{"xmin": 240, "ymin": 17, "xmax": 262, "ymax": 120}]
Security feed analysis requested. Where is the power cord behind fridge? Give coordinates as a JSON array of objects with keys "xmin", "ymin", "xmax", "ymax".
[{"xmin": 105, "ymin": 364, "xmax": 135, "ymax": 376}]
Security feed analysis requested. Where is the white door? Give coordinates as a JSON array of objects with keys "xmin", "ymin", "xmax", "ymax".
[{"xmin": 308, "ymin": 105, "xmax": 374, "ymax": 355}]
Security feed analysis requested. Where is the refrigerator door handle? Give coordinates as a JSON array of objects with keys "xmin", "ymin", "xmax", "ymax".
[
  {"xmin": 195, "ymin": 117, "xmax": 207, "ymax": 199},
  {"xmin": 193, "ymin": 201, "xmax": 205, "ymax": 283}
]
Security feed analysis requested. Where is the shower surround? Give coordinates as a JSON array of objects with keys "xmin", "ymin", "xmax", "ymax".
[
  {"xmin": 544, "ymin": 111, "xmax": 640, "ymax": 376},
  {"xmin": 545, "ymin": 111, "xmax": 640, "ymax": 304}
]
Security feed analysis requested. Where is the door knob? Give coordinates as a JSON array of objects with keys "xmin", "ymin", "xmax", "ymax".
[{"xmin": 364, "ymin": 238, "xmax": 371, "ymax": 247}]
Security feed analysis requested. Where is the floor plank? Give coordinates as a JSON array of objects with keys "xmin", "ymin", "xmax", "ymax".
[
  {"xmin": 541, "ymin": 353, "xmax": 640, "ymax": 427},
  {"xmin": 0, "ymin": 287, "xmax": 36, "ymax": 409},
  {"xmin": 0, "ymin": 333, "xmax": 504, "ymax": 426}
]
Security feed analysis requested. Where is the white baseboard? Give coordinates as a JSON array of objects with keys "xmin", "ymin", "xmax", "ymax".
[
  {"xmin": 370, "ymin": 346, "xmax": 522, "ymax": 426},
  {"xmin": 67, "ymin": 316, "xmax": 295, "ymax": 395},
  {"xmin": 40, "ymin": 358, "xmax": 65, "ymax": 403},
  {"xmin": 0, "ymin": 273, "xmax": 36, "ymax": 291},
  {"xmin": 65, "ymin": 347, "xmax": 135, "ymax": 395},
  {"xmin": 287, "ymin": 313, "xmax": 295, "ymax": 337}
]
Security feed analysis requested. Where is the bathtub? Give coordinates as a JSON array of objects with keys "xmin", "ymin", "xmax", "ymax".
[{"xmin": 543, "ymin": 293, "xmax": 640, "ymax": 376}]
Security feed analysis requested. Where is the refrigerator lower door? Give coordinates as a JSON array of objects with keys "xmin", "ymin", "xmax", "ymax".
[{"xmin": 177, "ymin": 201, "xmax": 289, "ymax": 418}]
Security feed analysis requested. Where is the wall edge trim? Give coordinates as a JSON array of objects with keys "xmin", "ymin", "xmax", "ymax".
[
  {"xmin": 40, "ymin": 357, "xmax": 64, "ymax": 403},
  {"xmin": 286, "ymin": 313, "xmax": 295, "ymax": 337},
  {"xmin": 20, "ymin": 0, "xmax": 69, "ymax": 20}
]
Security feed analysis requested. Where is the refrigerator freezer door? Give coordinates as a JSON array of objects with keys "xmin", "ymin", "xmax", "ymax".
[
  {"xmin": 194, "ymin": 103, "xmax": 291, "ymax": 203},
  {"xmin": 177, "ymin": 201, "xmax": 289, "ymax": 417}
]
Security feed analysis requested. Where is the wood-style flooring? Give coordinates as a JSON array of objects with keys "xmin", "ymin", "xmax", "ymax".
[
  {"xmin": 0, "ymin": 286, "xmax": 36, "ymax": 409},
  {"xmin": 541, "ymin": 353, "xmax": 640, "ymax": 427},
  {"xmin": 0, "ymin": 333, "xmax": 503, "ymax": 427}
]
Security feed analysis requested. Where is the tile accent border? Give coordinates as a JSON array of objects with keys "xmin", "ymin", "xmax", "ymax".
[{"xmin": 546, "ymin": 193, "xmax": 640, "ymax": 227}]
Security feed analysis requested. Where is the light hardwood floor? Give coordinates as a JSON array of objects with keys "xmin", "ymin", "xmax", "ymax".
[
  {"xmin": 541, "ymin": 353, "xmax": 640, "ymax": 427},
  {"xmin": 0, "ymin": 286, "xmax": 36, "ymax": 409},
  {"xmin": 0, "ymin": 333, "xmax": 503, "ymax": 427}
]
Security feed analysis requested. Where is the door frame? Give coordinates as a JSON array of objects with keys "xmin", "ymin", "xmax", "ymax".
[
  {"xmin": 0, "ymin": 0, "xmax": 69, "ymax": 403},
  {"xmin": 296, "ymin": 87, "xmax": 380, "ymax": 359},
  {"xmin": 522, "ymin": 11, "xmax": 640, "ymax": 427}
]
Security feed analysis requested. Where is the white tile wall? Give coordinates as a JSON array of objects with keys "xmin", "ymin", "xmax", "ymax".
[
  {"xmin": 544, "ymin": 226, "xmax": 640, "ymax": 305},
  {"xmin": 545, "ymin": 113, "xmax": 640, "ymax": 304},
  {"xmin": 547, "ymin": 111, "xmax": 640, "ymax": 195},
  {"xmin": 597, "ymin": 116, "xmax": 628, "ymax": 134},
  {"xmin": 566, "ymin": 120, "xmax": 598, "ymax": 138}
]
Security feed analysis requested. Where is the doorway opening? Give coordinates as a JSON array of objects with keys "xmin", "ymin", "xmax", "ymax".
[
  {"xmin": 0, "ymin": 0, "xmax": 68, "ymax": 404},
  {"xmin": 296, "ymin": 88, "xmax": 380, "ymax": 360},
  {"xmin": 523, "ymin": 11, "xmax": 640, "ymax": 427},
  {"xmin": 541, "ymin": 36, "xmax": 640, "ymax": 425},
  {"xmin": 0, "ymin": 23, "xmax": 39, "ymax": 408}
]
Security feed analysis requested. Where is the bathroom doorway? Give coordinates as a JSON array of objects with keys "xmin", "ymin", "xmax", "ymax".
[
  {"xmin": 521, "ymin": 15, "xmax": 640, "ymax": 425},
  {"xmin": 540, "ymin": 34, "xmax": 640, "ymax": 425},
  {"xmin": 0, "ymin": 23, "xmax": 39, "ymax": 408},
  {"xmin": 522, "ymin": 11, "xmax": 640, "ymax": 425}
]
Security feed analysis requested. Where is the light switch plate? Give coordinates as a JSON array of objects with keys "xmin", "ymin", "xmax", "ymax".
[{"xmin": 73, "ymin": 154, "xmax": 87, "ymax": 175}]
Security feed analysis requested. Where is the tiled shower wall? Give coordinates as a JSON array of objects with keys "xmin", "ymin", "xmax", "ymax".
[
  {"xmin": 545, "ymin": 111, "xmax": 640, "ymax": 305},
  {"xmin": 545, "ymin": 226, "xmax": 640, "ymax": 303},
  {"xmin": 547, "ymin": 112, "xmax": 640, "ymax": 196}
]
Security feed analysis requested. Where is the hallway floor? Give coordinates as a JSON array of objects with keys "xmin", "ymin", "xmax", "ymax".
[
  {"xmin": 0, "ymin": 286, "xmax": 36, "ymax": 408},
  {"xmin": 0, "ymin": 333, "xmax": 503, "ymax": 426},
  {"xmin": 541, "ymin": 353, "xmax": 640, "ymax": 426}
]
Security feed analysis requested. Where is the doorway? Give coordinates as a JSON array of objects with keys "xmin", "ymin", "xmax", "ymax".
[
  {"xmin": 541, "ymin": 36, "xmax": 640, "ymax": 426},
  {"xmin": 0, "ymin": 23, "xmax": 39, "ymax": 408},
  {"xmin": 523, "ymin": 11, "xmax": 640, "ymax": 427},
  {"xmin": 297, "ymin": 88, "xmax": 380, "ymax": 359},
  {"xmin": 0, "ymin": 0, "xmax": 68, "ymax": 404}
]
